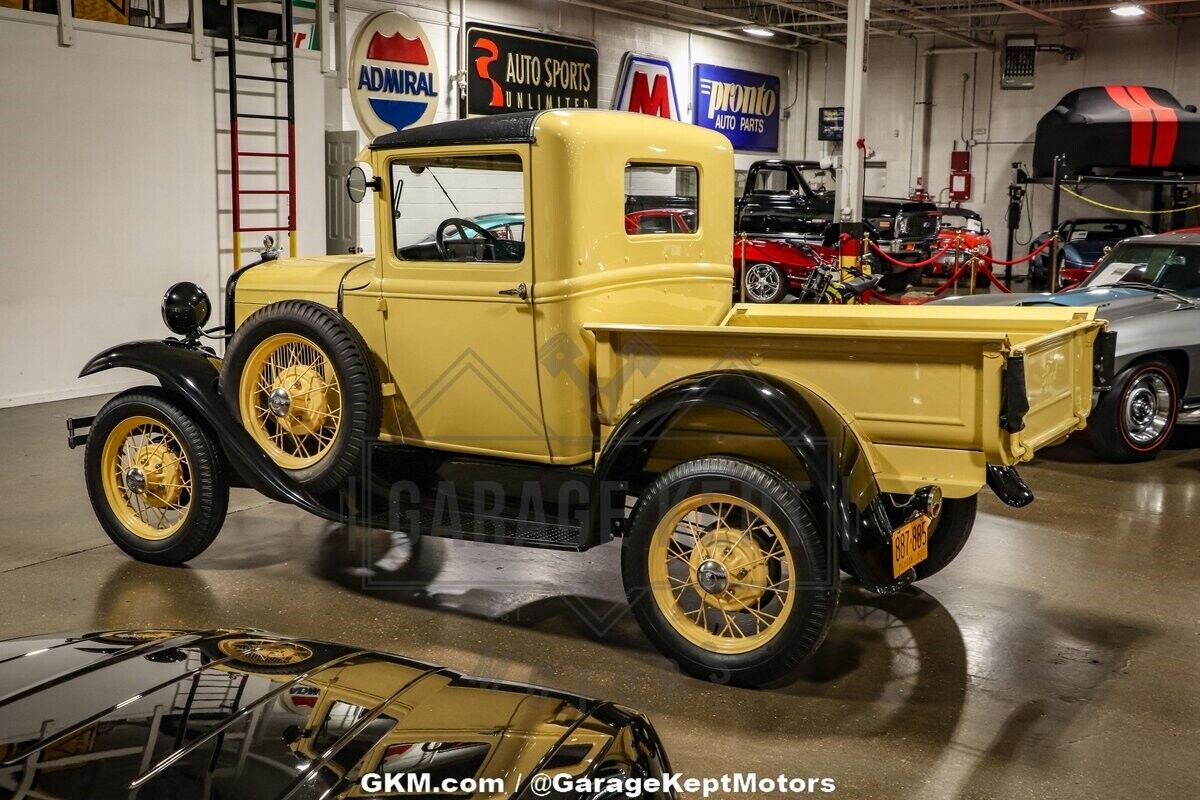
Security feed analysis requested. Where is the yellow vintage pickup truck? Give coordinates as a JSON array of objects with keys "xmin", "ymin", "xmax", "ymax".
[{"xmin": 71, "ymin": 110, "xmax": 1109, "ymax": 687}]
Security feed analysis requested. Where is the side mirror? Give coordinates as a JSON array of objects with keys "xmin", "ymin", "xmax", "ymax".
[
  {"xmin": 983, "ymin": 227, "xmax": 991, "ymax": 235},
  {"xmin": 345, "ymin": 166, "xmax": 380, "ymax": 204},
  {"xmin": 1186, "ymin": 105, "xmax": 1197, "ymax": 113}
]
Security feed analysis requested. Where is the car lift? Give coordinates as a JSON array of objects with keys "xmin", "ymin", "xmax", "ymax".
[
  {"xmin": 1009, "ymin": 156, "xmax": 1200, "ymax": 287},
  {"xmin": 215, "ymin": 0, "xmax": 299, "ymax": 268}
]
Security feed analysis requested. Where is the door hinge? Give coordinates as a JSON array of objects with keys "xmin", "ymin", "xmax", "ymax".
[{"xmin": 376, "ymin": 297, "xmax": 388, "ymax": 316}]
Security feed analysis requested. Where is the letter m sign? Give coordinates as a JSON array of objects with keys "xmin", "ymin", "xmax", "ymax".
[{"xmin": 613, "ymin": 53, "xmax": 680, "ymax": 121}]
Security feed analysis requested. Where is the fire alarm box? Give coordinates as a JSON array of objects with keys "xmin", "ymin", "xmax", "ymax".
[{"xmin": 949, "ymin": 150, "xmax": 972, "ymax": 202}]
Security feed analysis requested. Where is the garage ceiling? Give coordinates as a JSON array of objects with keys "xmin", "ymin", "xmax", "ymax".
[{"xmin": 586, "ymin": 0, "xmax": 1200, "ymax": 49}]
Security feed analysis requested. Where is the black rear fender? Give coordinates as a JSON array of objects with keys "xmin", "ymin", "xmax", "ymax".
[{"xmin": 592, "ymin": 370, "xmax": 905, "ymax": 592}]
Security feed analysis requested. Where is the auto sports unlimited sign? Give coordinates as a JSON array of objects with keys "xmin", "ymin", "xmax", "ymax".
[
  {"xmin": 692, "ymin": 64, "xmax": 780, "ymax": 152},
  {"xmin": 464, "ymin": 22, "xmax": 597, "ymax": 116},
  {"xmin": 613, "ymin": 53, "xmax": 681, "ymax": 120},
  {"xmin": 348, "ymin": 10, "xmax": 440, "ymax": 139}
]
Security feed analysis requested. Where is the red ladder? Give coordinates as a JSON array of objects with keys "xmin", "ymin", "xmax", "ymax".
[{"xmin": 215, "ymin": 0, "xmax": 298, "ymax": 267}]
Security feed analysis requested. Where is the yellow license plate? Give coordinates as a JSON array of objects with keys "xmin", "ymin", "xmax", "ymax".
[{"xmin": 891, "ymin": 515, "xmax": 931, "ymax": 578}]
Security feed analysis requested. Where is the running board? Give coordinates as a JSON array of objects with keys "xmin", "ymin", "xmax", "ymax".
[
  {"xmin": 1178, "ymin": 404, "xmax": 1200, "ymax": 425},
  {"xmin": 404, "ymin": 507, "xmax": 587, "ymax": 551}
]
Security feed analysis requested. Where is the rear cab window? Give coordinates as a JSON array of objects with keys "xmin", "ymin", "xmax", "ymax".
[{"xmin": 624, "ymin": 163, "xmax": 699, "ymax": 236}]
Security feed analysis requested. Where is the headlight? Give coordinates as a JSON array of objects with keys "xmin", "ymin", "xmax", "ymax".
[{"xmin": 161, "ymin": 282, "xmax": 211, "ymax": 337}]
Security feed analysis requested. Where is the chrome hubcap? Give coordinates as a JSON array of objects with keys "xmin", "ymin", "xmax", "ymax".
[
  {"xmin": 1123, "ymin": 373, "xmax": 1171, "ymax": 445},
  {"xmin": 696, "ymin": 559, "xmax": 730, "ymax": 595},
  {"xmin": 124, "ymin": 467, "xmax": 147, "ymax": 495},
  {"xmin": 746, "ymin": 264, "xmax": 780, "ymax": 301},
  {"xmin": 268, "ymin": 387, "xmax": 292, "ymax": 418}
]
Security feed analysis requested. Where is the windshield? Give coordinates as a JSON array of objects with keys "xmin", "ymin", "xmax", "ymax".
[
  {"xmin": 1082, "ymin": 242, "xmax": 1200, "ymax": 296},
  {"xmin": 390, "ymin": 153, "xmax": 525, "ymax": 263},
  {"xmin": 940, "ymin": 213, "xmax": 982, "ymax": 233},
  {"xmin": 1065, "ymin": 220, "xmax": 1146, "ymax": 241}
]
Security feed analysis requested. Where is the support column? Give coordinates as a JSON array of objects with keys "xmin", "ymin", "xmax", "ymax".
[{"xmin": 835, "ymin": 0, "xmax": 869, "ymax": 225}]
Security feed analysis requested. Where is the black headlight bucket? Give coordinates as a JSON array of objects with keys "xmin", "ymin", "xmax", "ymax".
[{"xmin": 161, "ymin": 282, "xmax": 212, "ymax": 338}]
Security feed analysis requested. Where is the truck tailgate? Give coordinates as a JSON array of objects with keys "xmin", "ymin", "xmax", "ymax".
[{"xmin": 587, "ymin": 304, "xmax": 1105, "ymax": 493}]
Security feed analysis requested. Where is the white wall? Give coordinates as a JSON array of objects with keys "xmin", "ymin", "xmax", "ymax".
[
  {"xmin": 0, "ymin": 11, "xmax": 326, "ymax": 406},
  {"xmin": 802, "ymin": 22, "xmax": 1200, "ymax": 259},
  {"xmin": 1, "ymin": 1, "xmax": 800, "ymax": 405}
]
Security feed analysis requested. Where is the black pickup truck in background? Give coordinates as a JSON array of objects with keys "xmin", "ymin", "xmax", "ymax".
[{"xmin": 736, "ymin": 159, "xmax": 943, "ymax": 290}]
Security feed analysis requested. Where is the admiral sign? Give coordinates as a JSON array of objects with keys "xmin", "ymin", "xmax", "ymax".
[
  {"xmin": 464, "ymin": 22, "xmax": 597, "ymax": 116},
  {"xmin": 692, "ymin": 64, "xmax": 780, "ymax": 152},
  {"xmin": 348, "ymin": 11, "xmax": 440, "ymax": 139},
  {"xmin": 613, "ymin": 53, "xmax": 681, "ymax": 120}
]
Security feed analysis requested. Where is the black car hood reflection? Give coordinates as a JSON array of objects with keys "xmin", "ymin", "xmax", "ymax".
[{"xmin": 0, "ymin": 630, "xmax": 671, "ymax": 799}]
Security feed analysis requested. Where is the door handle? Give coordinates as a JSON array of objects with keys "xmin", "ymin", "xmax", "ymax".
[{"xmin": 498, "ymin": 283, "xmax": 528, "ymax": 301}]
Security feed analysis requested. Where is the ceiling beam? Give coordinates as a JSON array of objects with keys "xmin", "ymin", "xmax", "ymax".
[
  {"xmin": 993, "ymin": 0, "xmax": 1067, "ymax": 26},
  {"xmin": 759, "ymin": 0, "xmax": 906, "ymax": 38},
  {"xmin": 833, "ymin": 0, "xmax": 996, "ymax": 48},
  {"xmin": 553, "ymin": 0, "xmax": 818, "ymax": 49},
  {"xmin": 638, "ymin": 0, "xmax": 840, "ymax": 45}
]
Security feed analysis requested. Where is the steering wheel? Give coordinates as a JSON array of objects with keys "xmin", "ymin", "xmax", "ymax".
[{"xmin": 435, "ymin": 218, "xmax": 500, "ymax": 260}]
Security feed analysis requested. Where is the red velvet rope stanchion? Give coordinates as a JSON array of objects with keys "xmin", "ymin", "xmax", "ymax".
[
  {"xmin": 977, "ymin": 235, "xmax": 1055, "ymax": 267},
  {"xmin": 866, "ymin": 239, "xmax": 953, "ymax": 269}
]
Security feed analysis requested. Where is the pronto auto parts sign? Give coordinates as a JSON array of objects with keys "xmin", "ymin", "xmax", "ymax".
[
  {"xmin": 613, "ymin": 53, "xmax": 681, "ymax": 120},
  {"xmin": 464, "ymin": 22, "xmax": 597, "ymax": 116},
  {"xmin": 692, "ymin": 64, "xmax": 780, "ymax": 152},
  {"xmin": 348, "ymin": 10, "xmax": 439, "ymax": 139}
]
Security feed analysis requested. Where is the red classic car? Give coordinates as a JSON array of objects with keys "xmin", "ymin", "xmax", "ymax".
[
  {"xmin": 931, "ymin": 206, "xmax": 993, "ymax": 283},
  {"xmin": 625, "ymin": 209, "xmax": 831, "ymax": 303}
]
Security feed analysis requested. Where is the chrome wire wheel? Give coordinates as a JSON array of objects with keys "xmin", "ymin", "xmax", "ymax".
[
  {"xmin": 99, "ymin": 416, "xmax": 192, "ymax": 541},
  {"xmin": 217, "ymin": 638, "xmax": 314, "ymax": 667},
  {"xmin": 1123, "ymin": 372, "xmax": 1172, "ymax": 446},
  {"xmin": 239, "ymin": 333, "xmax": 343, "ymax": 470},
  {"xmin": 648, "ymin": 493, "xmax": 796, "ymax": 654},
  {"xmin": 744, "ymin": 263, "xmax": 783, "ymax": 302}
]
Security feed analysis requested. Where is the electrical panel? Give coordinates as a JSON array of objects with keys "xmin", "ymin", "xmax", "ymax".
[{"xmin": 1002, "ymin": 36, "xmax": 1037, "ymax": 90}]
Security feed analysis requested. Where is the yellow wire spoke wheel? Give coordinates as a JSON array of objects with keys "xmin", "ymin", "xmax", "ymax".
[
  {"xmin": 217, "ymin": 638, "xmax": 314, "ymax": 667},
  {"xmin": 238, "ymin": 333, "xmax": 343, "ymax": 470},
  {"xmin": 648, "ymin": 493, "xmax": 796, "ymax": 655},
  {"xmin": 99, "ymin": 416, "xmax": 193, "ymax": 541}
]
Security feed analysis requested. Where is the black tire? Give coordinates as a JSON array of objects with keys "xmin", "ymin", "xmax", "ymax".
[
  {"xmin": 221, "ymin": 300, "xmax": 380, "ymax": 493},
  {"xmin": 742, "ymin": 262, "xmax": 787, "ymax": 303},
  {"xmin": 1089, "ymin": 358, "xmax": 1179, "ymax": 462},
  {"xmin": 622, "ymin": 457, "xmax": 839, "ymax": 688},
  {"xmin": 912, "ymin": 496, "xmax": 977, "ymax": 580},
  {"xmin": 84, "ymin": 388, "xmax": 228, "ymax": 565},
  {"xmin": 841, "ymin": 494, "xmax": 977, "ymax": 583}
]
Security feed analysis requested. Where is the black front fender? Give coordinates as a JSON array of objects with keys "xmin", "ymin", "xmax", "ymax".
[
  {"xmin": 592, "ymin": 370, "xmax": 905, "ymax": 592},
  {"xmin": 81, "ymin": 340, "xmax": 339, "ymax": 520}
]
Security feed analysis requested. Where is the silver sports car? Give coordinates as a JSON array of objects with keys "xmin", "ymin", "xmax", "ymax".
[{"xmin": 938, "ymin": 231, "xmax": 1200, "ymax": 461}]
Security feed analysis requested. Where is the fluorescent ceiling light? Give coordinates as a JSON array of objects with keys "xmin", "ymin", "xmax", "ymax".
[
  {"xmin": 1110, "ymin": 3, "xmax": 1146, "ymax": 16},
  {"xmin": 742, "ymin": 25, "xmax": 775, "ymax": 37}
]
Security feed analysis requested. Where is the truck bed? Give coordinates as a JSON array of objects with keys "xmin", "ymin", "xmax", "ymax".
[{"xmin": 587, "ymin": 304, "xmax": 1104, "ymax": 498}]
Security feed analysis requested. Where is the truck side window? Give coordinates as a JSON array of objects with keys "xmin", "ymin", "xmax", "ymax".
[
  {"xmin": 390, "ymin": 153, "xmax": 526, "ymax": 264},
  {"xmin": 624, "ymin": 163, "xmax": 699, "ymax": 235}
]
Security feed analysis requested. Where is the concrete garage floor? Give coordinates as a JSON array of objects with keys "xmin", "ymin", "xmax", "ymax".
[{"xmin": 2, "ymin": 396, "xmax": 1197, "ymax": 799}]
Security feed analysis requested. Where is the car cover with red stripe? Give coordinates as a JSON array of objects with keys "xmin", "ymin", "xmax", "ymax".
[{"xmin": 1033, "ymin": 86, "xmax": 1200, "ymax": 177}]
